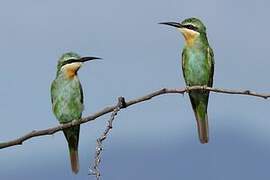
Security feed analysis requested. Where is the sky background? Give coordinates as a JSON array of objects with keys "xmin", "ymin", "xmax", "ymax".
[{"xmin": 1, "ymin": 0, "xmax": 270, "ymax": 179}]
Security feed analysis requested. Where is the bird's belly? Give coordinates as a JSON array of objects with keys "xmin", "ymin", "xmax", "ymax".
[
  {"xmin": 186, "ymin": 67, "xmax": 208, "ymax": 85},
  {"xmin": 53, "ymin": 81, "xmax": 83, "ymax": 123},
  {"xmin": 54, "ymin": 98, "xmax": 83, "ymax": 123},
  {"xmin": 184, "ymin": 55, "xmax": 209, "ymax": 86}
]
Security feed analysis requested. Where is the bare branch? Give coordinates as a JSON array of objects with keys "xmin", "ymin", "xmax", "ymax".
[
  {"xmin": 0, "ymin": 86, "xmax": 269, "ymax": 150},
  {"xmin": 89, "ymin": 97, "xmax": 126, "ymax": 179}
]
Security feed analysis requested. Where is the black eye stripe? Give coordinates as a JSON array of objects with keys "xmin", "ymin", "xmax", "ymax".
[
  {"xmin": 183, "ymin": 24, "xmax": 198, "ymax": 31},
  {"xmin": 61, "ymin": 59, "xmax": 80, "ymax": 66}
]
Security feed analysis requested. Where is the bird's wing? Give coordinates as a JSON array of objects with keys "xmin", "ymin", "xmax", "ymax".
[
  {"xmin": 50, "ymin": 79, "xmax": 56, "ymax": 104},
  {"xmin": 79, "ymin": 81, "xmax": 84, "ymax": 104},
  {"xmin": 207, "ymin": 47, "xmax": 215, "ymax": 87},
  {"xmin": 181, "ymin": 49, "xmax": 187, "ymax": 85}
]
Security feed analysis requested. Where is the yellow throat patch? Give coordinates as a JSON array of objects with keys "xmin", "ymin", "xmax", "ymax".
[
  {"xmin": 179, "ymin": 28, "xmax": 200, "ymax": 46},
  {"xmin": 61, "ymin": 62, "xmax": 82, "ymax": 79}
]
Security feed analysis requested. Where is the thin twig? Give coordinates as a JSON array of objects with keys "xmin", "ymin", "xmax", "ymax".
[
  {"xmin": 0, "ymin": 86, "xmax": 269, "ymax": 150},
  {"xmin": 89, "ymin": 97, "xmax": 126, "ymax": 179}
]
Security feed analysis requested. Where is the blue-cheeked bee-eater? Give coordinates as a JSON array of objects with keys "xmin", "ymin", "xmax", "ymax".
[
  {"xmin": 51, "ymin": 52, "xmax": 100, "ymax": 173},
  {"xmin": 160, "ymin": 18, "xmax": 214, "ymax": 144}
]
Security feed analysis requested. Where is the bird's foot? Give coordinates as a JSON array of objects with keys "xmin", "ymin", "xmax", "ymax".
[
  {"xmin": 186, "ymin": 86, "xmax": 191, "ymax": 94},
  {"xmin": 202, "ymin": 85, "xmax": 208, "ymax": 93}
]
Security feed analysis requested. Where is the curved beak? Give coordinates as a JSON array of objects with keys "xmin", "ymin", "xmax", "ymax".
[
  {"xmin": 159, "ymin": 22, "xmax": 183, "ymax": 28},
  {"xmin": 78, "ymin": 56, "xmax": 102, "ymax": 63}
]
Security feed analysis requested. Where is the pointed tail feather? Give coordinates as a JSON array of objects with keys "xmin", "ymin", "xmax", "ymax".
[
  {"xmin": 189, "ymin": 93, "xmax": 209, "ymax": 144},
  {"xmin": 195, "ymin": 113, "xmax": 209, "ymax": 144},
  {"xmin": 69, "ymin": 148, "xmax": 79, "ymax": 174},
  {"xmin": 63, "ymin": 125, "xmax": 80, "ymax": 174}
]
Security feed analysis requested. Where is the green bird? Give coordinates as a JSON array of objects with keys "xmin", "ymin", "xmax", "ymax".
[
  {"xmin": 51, "ymin": 52, "xmax": 100, "ymax": 173},
  {"xmin": 160, "ymin": 18, "xmax": 214, "ymax": 144}
]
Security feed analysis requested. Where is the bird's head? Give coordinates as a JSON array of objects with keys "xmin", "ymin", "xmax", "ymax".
[
  {"xmin": 160, "ymin": 17, "xmax": 207, "ymax": 46},
  {"xmin": 56, "ymin": 52, "xmax": 101, "ymax": 78}
]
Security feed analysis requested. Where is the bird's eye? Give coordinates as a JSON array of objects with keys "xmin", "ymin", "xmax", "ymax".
[
  {"xmin": 185, "ymin": 25, "xmax": 197, "ymax": 31},
  {"xmin": 62, "ymin": 59, "xmax": 77, "ymax": 66}
]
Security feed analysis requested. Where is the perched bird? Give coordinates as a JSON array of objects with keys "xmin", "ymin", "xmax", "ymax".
[
  {"xmin": 51, "ymin": 52, "xmax": 100, "ymax": 173},
  {"xmin": 160, "ymin": 18, "xmax": 214, "ymax": 144}
]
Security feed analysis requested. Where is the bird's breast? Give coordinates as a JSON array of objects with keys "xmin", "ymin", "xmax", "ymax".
[
  {"xmin": 52, "ymin": 77, "xmax": 83, "ymax": 123},
  {"xmin": 183, "ymin": 49, "xmax": 210, "ymax": 86}
]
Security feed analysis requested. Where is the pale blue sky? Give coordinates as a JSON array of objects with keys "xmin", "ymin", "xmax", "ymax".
[{"xmin": 1, "ymin": 0, "xmax": 270, "ymax": 179}]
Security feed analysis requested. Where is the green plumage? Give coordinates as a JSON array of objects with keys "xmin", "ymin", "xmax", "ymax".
[
  {"xmin": 181, "ymin": 18, "xmax": 214, "ymax": 143},
  {"xmin": 51, "ymin": 73, "xmax": 83, "ymax": 123},
  {"xmin": 160, "ymin": 17, "xmax": 215, "ymax": 143},
  {"xmin": 51, "ymin": 52, "xmax": 83, "ymax": 174}
]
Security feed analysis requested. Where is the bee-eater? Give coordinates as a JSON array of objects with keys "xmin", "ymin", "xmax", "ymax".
[
  {"xmin": 160, "ymin": 18, "xmax": 214, "ymax": 144},
  {"xmin": 51, "ymin": 52, "xmax": 100, "ymax": 173}
]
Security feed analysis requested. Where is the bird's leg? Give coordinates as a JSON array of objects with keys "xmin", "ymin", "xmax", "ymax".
[
  {"xmin": 202, "ymin": 85, "xmax": 208, "ymax": 94},
  {"xmin": 185, "ymin": 86, "xmax": 191, "ymax": 94}
]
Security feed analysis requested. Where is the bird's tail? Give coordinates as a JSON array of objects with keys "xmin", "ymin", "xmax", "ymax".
[
  {"xmin": 189, "ymin": 93, "xmax": 209, "ymax": 144},
  {"xmin": 195, "ymin": 112, "xmax": 209, "ymax": 144},
  {"xmin": 63, "ymin": 125, "xmax": 80, "ymax": 174}
]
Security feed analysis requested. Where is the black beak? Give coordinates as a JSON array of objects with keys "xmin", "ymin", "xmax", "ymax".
[
  {"xmin": 77, "ymin": 56, "xmax": 102, "ymax": 62},
  {"xmin": 62, "ymin": 56, "xmax": 102, "ymax": 66},
  {"xmin": 159, "ymin": 22, "xmax": 183, "ymax": 28}
]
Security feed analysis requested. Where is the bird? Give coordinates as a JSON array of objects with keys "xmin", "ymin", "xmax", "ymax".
[
  {"xmin": 51, "ymin": 52, "xmax": 100, "ymax": 173},
  {"xmin": 160, "ymin": 18, "xmax": 214, "ymax": 144}
]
